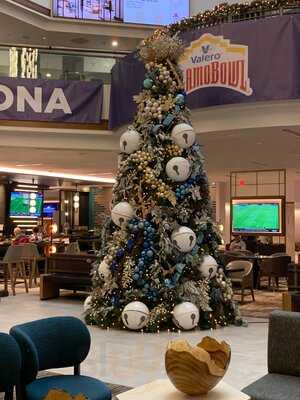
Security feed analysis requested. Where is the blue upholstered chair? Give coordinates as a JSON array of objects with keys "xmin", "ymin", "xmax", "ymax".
[
  {"xmin": 0, "ymin": 333, "xmax": 22, "ymax": 400},
  {"xmin": 10, "ymin": 316, "xmax": 111, "ymax": 400}
]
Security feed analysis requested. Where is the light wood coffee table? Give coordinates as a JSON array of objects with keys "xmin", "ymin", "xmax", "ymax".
[{"xmin": 117, "ymin": 379, "xmax": 250, "ymax": 400}]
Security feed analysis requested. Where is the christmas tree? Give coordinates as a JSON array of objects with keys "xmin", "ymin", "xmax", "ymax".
[{"xmin": 85, "ymin": 29, "xmax": 236, "ymax": 332}]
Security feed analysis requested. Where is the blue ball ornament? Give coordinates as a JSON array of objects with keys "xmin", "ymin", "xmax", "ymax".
[
  {"xmin": 175, "ymin": 93, "xmax": 185, "ymax": 105},
  {"xmin": 127, "ymin": 239, "xmax": 134, "ymax": 251},
  {"xmin": 111, "ymin": 261, "xmax": 118, "ymax": 272},
  {"xmin": 146, "ymin": 250, "xmax": 154, "ymax": 258},
  {"xmin": 143, "ymin": 78, "xmax": 153, "ymax": 89},
  {"xmin": 133, "ymin": 273, "xmax": 139, "ymax": 280},
  {"xmin": 116, "ymin": 249, "xmax": 125, "ymax": 258},
  {"xmin": 133, "ymin": 225, "xmax": 139, "ymax": 233},
  {"xmin": 138, "ymin": 222, "xmax": 144, "ymax": 230}
]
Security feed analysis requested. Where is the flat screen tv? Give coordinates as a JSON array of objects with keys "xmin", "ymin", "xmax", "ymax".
[
  {"xmin": 10, "ymin": 191, "xmax": 43, "ymax": 217},
  {"xmin": 43, "ymin": 202, "xmax": 59, "ymax": 217},
  {"xmin": 231, "ymin": 198, "xmax": 284, "ymax": 235},
  {"xmin": 124, "ymin": 0, "xmax": 189, "ymax": 25}
]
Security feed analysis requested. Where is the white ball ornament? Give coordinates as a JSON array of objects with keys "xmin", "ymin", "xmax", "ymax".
[
  {"xmin": 83, "ymin": 295, "xmax": 92, "ymax": 312},
  {"xmin": 166, "ymin": 157, "xmax": 191, "ymax": 182},
  {"xmin": 198, "ymin": 255, "xmax": 218, "ymax": 278},
  {"xmin": 122, "ymin": 301, "xmax": 150, "ymax": 330},
  {"xmin": 111, "ymin": 202, "xmax": 134, "ymax": 227},
  {"xmin": 120, "ymin": 128, "xmax": 140, "ymax": 154},
  {"xmin": 98, "ymin": 260, "xmax": 111, "ymax": 280},
  {"xmin": 172, "ymin": 302, "xmax": 199, "ymax": 330},
  {"xmin": 171, "ymin": 226, "xmax": 196, "ymax": 253},
  {"xmin": 171, "ymin": 123, "xmax": 196, "ymax": 149}
]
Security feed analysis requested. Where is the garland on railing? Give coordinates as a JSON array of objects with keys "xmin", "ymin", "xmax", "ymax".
[{"xmin": 168, "ymin": 0, "xmax": 300, "ymax": 34}]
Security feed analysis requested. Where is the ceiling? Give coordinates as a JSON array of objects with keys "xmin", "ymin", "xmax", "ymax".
[
  {"xmin": 201, "ymin": 126, "xmax": 300, "ymax": 181},
  {"xmin": 0, "ymin": 146, "xmax": 117, "ymax": 186},
  {"xmin": 0, "ymin": 8, "xmax": 145, "ymax": 52},
  {"xmin": 1, "ymin": 126, "xmax": 300, "ymax": 185}
]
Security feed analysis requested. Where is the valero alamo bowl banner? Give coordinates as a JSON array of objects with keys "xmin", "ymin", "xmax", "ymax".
[
  {"xmin": 179, "ymin": 33, "xmax": 253, "ymax": 96},
  {"xmin": 109, "ymin": 14, "xmax": 300, "ymax": 129}
]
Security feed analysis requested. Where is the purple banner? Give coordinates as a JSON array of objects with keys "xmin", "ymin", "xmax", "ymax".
[
  {"xmin": 0, "ymin": 77, "xmax": 103, "ymax": 124},
  {"xmin": 109, "ymin": 14, "xmax": 300, "ymax": 129}
]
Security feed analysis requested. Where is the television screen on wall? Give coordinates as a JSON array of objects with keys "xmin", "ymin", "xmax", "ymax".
[
  {"xmin": 231, "ymin": 198, "xmax": 284, "ymax": 235},
  {"xmin": 43, "ymin": 202, "xmax": 59, "ymax": 217},
  {"xmin": 9, "ymin": 191, "xmax": 43, "ymax": 217},
  {"xmin": 124, "ymin": 0, "xmax": 189, "ymax": 25},
  {"xmin": 53, "ymin": 0, "xmax": 189, "ymax": 24}
]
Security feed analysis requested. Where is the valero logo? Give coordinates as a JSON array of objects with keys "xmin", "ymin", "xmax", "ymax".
[{"xmin": 180, "ymin": 33, "xmax": 253, "ymax": 96}]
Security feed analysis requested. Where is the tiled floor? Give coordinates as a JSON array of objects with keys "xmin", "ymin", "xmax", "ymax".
[{"xmin": 0, "ymin": 288, "xmax": 268, "ymax": 390}]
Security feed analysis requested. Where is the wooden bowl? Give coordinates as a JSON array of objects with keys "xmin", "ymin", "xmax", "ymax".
[{"xmin": 165, "ymin": 337, "xmax": 231, "ymax": 396}]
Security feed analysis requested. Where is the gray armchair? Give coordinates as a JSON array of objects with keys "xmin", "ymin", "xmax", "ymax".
[
  {"xmin": 226, "ymin": 260, "xmax": 255, "ymax": 303},
  {"xmin": 243, "ymin": 310, "xmax": 300, "ymax": 400}
]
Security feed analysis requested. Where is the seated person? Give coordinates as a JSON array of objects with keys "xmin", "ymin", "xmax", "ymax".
[
  {"xmin": 12, "ymin": 227, "xmax": 30, "ymax": 245},
  {"xmin": 229, "ymin": 235, "xmax": 246, "ymax": 251},
  {"xmin": 245, "ymin": 235, "xmax": 258, "ymax": 253},
  {"xmin": 30, "ymin": 226, "xmax": 43, "ymax": 242}
]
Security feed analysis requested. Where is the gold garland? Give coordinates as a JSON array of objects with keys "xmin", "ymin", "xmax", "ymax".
[{"xmin": 168, "ymin": 0, "xmax": 300, "ymax": 34}]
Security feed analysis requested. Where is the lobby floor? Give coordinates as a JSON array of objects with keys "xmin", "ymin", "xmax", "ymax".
[{"xmin": 0, "ymin": 289, "xmax": 268, "ymax": 391}]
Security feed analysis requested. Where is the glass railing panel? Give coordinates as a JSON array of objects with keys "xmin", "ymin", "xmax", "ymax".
[{"xmin": 0, "ymin": 47, "xmax": 117, "ymax": 83}]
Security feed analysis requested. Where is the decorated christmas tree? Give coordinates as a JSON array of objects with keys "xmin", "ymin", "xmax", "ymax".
[{"xmin": 85, "ymin": 29, "xmax": 237, "ymax": 332}]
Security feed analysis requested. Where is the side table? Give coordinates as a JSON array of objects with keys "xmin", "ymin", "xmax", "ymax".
[{"xmin": 117, "ymin": 379, "xmax": 250, "ymax": 400}]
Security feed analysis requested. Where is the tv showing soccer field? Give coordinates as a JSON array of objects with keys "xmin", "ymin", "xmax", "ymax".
[
  {"xmin": 10, "ymin": 191, "xmax": 43, "ymax": 217},
  {"xmin": 231, "ymin": 198, "xmax": 284, "ymax": 235}
]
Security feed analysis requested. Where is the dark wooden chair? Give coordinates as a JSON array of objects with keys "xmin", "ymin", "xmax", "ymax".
[{"xmin": 260, "ymin": 255, "xmax": 291, "ymax": 290}]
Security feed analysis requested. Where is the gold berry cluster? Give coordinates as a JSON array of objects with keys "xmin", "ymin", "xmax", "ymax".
[
  {"xmin": 165, "ymin": 143, "xmax": 182, "ymax": 157},
  {"xmin": 143, "ymin": 167, "xmax": 170, "ymax": 198},
  {"xmin": 130, "ymin": 150, "xmax": 152, "ymax": 170}
]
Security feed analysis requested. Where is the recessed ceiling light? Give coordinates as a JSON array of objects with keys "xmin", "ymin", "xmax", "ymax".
[
  {"xmin": 112, "ymin": 40, "xmax": 118, "ymax": 47},
  {"xmin": 31, "ymin": 163, "xmax": 43, "ymax": 166},
  {"xmin": 42, "ymin": 36, "xmax": 47, "ymax": 40},
  {"xmin": 45, "ymin": 73, "xmax": 52, "ymax": 78},
  {"xmin": 256, "ymin": 142, "xmax": 263, "ymax": 145},
  {"xmin": 15, "ymin": 164, "xmax": 27, "ymax": 167}
]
